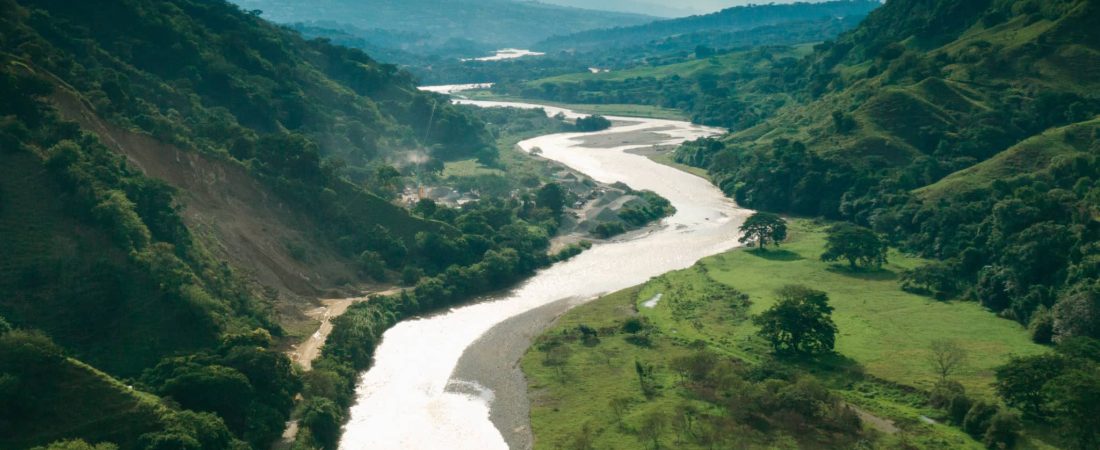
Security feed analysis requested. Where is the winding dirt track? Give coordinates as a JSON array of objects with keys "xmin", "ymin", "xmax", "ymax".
[{"xmin": 287, "ymin": 288, "xmax": 404, "ymax": 371}]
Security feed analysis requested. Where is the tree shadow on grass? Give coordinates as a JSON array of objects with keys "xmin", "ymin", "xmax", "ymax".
[
  {"xmin": 746, "ymin": 248, "xmax": 804, "ymax": 262},
  {"xmin": 825, "ymin": 265, "xmax": 898, "ymax": 281},
  {"xmin": 778, "ymin": 351, "xmax": 867, "ymax": 381}
]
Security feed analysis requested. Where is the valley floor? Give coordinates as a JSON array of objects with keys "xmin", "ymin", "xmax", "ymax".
[{"xmin": 521, "ymin": 219, "xmax": 1053, "ymax": 449}]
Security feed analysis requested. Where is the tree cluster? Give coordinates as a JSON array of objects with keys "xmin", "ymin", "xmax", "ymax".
[
  {"xmin": 575, "ymin": 115, "xmax": 612, "ymax": 132},
  {"xmin": 994, "ymin": 338, "xmax": 1100, "ymax": 450}
]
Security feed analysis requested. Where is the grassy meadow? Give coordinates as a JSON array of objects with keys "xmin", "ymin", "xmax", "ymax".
[{"xmin": 522, "ymin": 219, "xmax": 1050, "ymax": 449}]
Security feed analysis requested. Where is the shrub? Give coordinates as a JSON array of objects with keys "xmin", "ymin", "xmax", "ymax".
[
  {"xmin": 575, "ymin": 115, "xmax": 612, "ymax": 132},
  {"xmin": 593, "ymin": 221, "xmax": 626, "ymax": 238},
  {"xmin": 358, "ymin": 251, "xmax": 386, "ymax": 281},
  {"xmin": 962, "ymin": 401, "xmax": 998, "ymax": 438},
  {"xmin": 930, "ymin": 380, "xmax": 966, "ymax": 409},
  {"xmin": 900, "ymin": 262, "xmax": 960, "ymax": 300},
  {"xmin": 947, "ymin": 393, "xmax": 973, "ymax": 425},
  {"xmin": 401, "ymin": 266, "xmax": 424, "ymax": 286},
  {"xmin": 300, "ymin": 397, "xmax": 343, "ymax": 450},
  {"xmin": 983, "ymin": 409, "xmax": 1021, "ymax": 449},
  {"xmin": 1028, "ymin": 306, "xmax": 1054, "ymax": 344}
]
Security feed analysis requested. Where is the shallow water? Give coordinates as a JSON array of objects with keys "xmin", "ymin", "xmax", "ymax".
[
  {"xmin": 642, "ymin": 293, "xmax": 663, "ymax": 309},
  {"xmin": 338, "ymin": 88, "xmax": 751, "ymax": 449}
]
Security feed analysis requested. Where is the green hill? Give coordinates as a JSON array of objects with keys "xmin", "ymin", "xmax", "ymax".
[
  {"xmin": 0, "ymin": 330, "xmax": 232, "ymax": 450},
  {"xmin": 662, "ymin": 3, "xmax": 1100, "ymax": 441},
  {"xmin": 535, "ymin": 0, "xmax": 881, "ymax": 53},
  {"xmin": 512, "ymin": 3, "xmax": 1100, "ymax": 444},
  {"xmin": 0, "ymin": 0, "xmax": 570, "ymax": 448},
  {"xmin": 916, "ymin": 118, "xmax": 1100, "ymax": 201}
]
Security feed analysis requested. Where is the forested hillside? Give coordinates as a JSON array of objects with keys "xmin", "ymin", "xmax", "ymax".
[
  {"xmin": 497, "ymin": 46, "xmax": 815, "ymax": 129},
  {"xmin": 488, "ymin": 2, "xmax": 885, "ymax": 124},
  {"xmin": 677, "ymin": 0, "xmax": 1100, "ymax": 329},
  {"xmin": 0, "ymin": 0, "xmax": 571, "ymax": 448},
  {"xmin": 669, "ymin": 1, "xmax": 1100, "ymax": 444},
  {"xmin": 535, "ymin": 0, "xmax": 881, "ymax": 53},
  {"xmin": 279, "ymin": 1, "xmax": 879, "ymax": 85}
]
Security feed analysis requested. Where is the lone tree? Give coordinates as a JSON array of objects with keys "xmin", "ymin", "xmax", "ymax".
[
  {"xmin": 929, "ymin": 339, "xmax": 968, "ymax": 381},
  {"xmin": 821, "ymin": 223, "xmax": 888, "ymax": 270},
  {"xmin": 753, "ymin": 285, "xmax": 837, "ymax": 355},
  {"xmin": 739, "ymin": 212, "xmax": 788, "ymax": 249}
]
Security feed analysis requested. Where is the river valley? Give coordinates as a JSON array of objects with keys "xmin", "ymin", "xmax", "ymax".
[{"xmin": 337, "ymin": 88, "xmax": 751, "ymax": 449}]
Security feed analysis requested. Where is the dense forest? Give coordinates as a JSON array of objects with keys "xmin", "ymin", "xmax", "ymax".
[
  {"xmin": 664, "ymin": 0, "xmax": 1100, "ymax": 445},
  {"xmin": 535, "ymin": 0, "xmax": 881, "ymax": 53},
  {"xmin": 0, "ymin": 0, "xmax": 607, "ymax": 448},
  {"xmin": 676, "ymin": 0, "xmax": 1100, "ymax": 339}
]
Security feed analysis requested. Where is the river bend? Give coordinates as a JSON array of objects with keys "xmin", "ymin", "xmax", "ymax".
[{"xmin": 339, "ymin": 88, "xmax": 751, "ymax": 449}]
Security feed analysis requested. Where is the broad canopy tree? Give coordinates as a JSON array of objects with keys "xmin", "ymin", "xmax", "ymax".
[
  {"xmin": 753, "ymin": 285, "xmax": 837, "ymax": 355},
  {"xmin": 738, "ymin": 212, "xmax": 787, "ymax": 249},
  {"xmin": 821, "ymin": 223, "xmax": 888, "ymax": 270}
]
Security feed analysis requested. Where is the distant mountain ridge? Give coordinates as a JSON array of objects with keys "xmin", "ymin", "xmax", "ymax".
[
  {"xmin": 230, "ymin": 0, "xmax": 655, "ymax": 51},
  {"xmin": 536, "ymin": 0, "xmax": 883, "ymax": 52},
  {"xmin": 537, "ymin": 0, "xmax": 701, "ymax": 17}
]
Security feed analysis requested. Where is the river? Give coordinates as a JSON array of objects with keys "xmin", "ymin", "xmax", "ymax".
[
  {"xmin": 338, "ymin": 88, "xmax": 751, "ymax": 449},
  {"xmin": 461, "ymin": 49, "xmax": 546, "ymax": 62}
]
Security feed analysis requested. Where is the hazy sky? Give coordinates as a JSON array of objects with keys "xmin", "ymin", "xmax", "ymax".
[{"xmin": 540, "ymin": 0, "xmax": 832, "ymax": 17}]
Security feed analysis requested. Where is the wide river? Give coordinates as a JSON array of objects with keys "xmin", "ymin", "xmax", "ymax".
[{"xmin": 338, "ymin": 86, "xmax": 752, "ymax": 449}]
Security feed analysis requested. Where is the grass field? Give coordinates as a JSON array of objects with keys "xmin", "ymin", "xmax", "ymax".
[
  {"xmin": 690, "ymin": 220, "xmax": 1046, "ymax": 395},
  {"xmin": 522, "ymin": 219, "xmax": 1051, "ymax": 449},
  {"xmin": 442, "ymin": 158, "xmax": 505, "ymax": 178}
]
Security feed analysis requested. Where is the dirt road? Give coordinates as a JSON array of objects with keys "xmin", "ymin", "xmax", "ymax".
[{"xmin": 287, "ymin": 288, "xmax": 404, "ymax": 371}]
